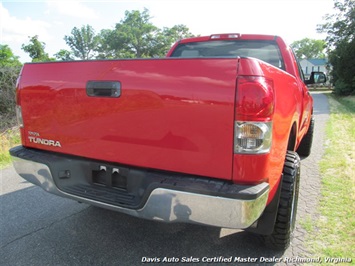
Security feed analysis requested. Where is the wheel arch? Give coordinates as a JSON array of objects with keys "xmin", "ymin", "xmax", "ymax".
[{"xmin": 287, "ymin": 122, "xmax": 298, "ymax": 151}]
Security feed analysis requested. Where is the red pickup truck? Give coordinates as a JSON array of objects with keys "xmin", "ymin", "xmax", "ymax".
[{"xmin": 10, "ymin": 33, "xmax": 325, "ymax": 250}]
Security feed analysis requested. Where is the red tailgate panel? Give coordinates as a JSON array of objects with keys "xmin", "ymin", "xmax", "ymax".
[{"xmin": 19, "ymin": 59, "xmax": 238, "ymax": 180}]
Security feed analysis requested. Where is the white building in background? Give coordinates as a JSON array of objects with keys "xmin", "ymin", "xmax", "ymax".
[{"xmin": 300, "ymin": 58, "xmax": 329, "ymax": 79}]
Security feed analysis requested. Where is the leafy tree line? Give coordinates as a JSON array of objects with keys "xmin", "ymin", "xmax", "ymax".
[
  {"xmin": 291, "ymin": 38, "xmax": 326, "ymax": 59},
  {"xmin": 318, "ymin": 0, "xmax": 354, "ymax": 95},
  {"xmin": 0, "ymin": 45, "xmax": 22, "ymax": 129},
  {"xmin": 24, "ymin": 9, "xmax": 195, "ymax": 61}
]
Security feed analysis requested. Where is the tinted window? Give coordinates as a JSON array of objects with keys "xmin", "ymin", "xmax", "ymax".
[{"xmin": 171, "ymin": 40, "xmax": 284, "ymax": 69}]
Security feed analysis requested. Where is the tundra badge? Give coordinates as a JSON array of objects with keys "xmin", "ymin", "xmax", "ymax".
[{"xmin": 28, "ymin": 131, "xmax": 61, "ymax": 147}]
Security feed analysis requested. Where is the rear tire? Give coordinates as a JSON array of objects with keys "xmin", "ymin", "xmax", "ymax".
[
  {"xmin": 297, "ymin": 116, "xmax": 314, "ymax": 157},
  {"xmin": 264, "ymin": 151, "xmax": 300, "ymax": 250}
]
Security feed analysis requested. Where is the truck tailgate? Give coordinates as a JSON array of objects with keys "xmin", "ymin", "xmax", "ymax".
[{"xmin": 18, "ymin": 59, "xmax": 238, "ymax": 180}]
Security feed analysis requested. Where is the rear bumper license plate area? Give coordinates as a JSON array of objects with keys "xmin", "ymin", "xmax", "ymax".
[{"xmin": 10, "ymin": 146, "xmax": 269, "ymax": 229}]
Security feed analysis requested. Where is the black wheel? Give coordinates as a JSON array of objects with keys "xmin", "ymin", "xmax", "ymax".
[
  {"xmin": 297, "ymin": 116, "xmax": 314, "ymax": 157},
  {"xmin": 264, "ymin": 151, "xmax": 300, "ymax": 250}
]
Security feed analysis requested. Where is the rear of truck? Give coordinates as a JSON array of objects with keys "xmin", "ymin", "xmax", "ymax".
[{"xmin": 10, "ymin": 34, "xmax": 303, "ymax": 249}]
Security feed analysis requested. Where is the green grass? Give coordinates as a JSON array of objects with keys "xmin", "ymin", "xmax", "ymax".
[
  {"xmin": 302, "ymin": 93, "xmax": 355, "ymax": 264},
  {"xmin": 0, "ymin": 127, "xmax": 20, "ymax": 168}
]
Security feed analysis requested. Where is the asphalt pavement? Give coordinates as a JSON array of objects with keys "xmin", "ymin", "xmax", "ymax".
[{"xmin": 0, "ymin": 92, "xmax": 329, "ymax": 266}]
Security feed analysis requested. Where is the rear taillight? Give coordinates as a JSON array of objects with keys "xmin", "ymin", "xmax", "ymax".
[
  {"xmin": 16, "ymin": 105, "xmax": 23, "ymax": 128},
  {"xmin": 234, "ymin": 76, "xmax": 274, "ymax": 154},
  {"xmin": 234, "ymin": 121, "xmax": 272, "ymax": 154},
  {"xmin": 15, "ymin": 67, "xmax": 24, "ymax": 128},
  {"xmin": 235, "ymin": 76, "xmax": 274, "ymax": 121}
]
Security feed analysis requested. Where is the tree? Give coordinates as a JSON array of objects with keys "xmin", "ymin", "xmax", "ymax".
[
  {"xmin": 327, "ymin": 40, "xmax": 355, "ymax": 95},
  {"xmin": 0, "ymin": 45, "xmax": 22, "ymax": 120},
  {"xmin": 291, "ymin": 38, "xmax": 326, "ymax": 59},
  {"xmin": 95, "ymin": 29, "xmax": 117, "ymax": 59},
  {"xmin": 107, "ymin": 8, "xmax": 159, "ymax": 58},
  {"xmin": 64, "ymin": 25, "xmax": 99, "ymax": 60},
  {"xmin": 21, "ymin": 35, "xmax": 53, "ymax": 62},
  {"xmin": 163, "ymin": 24, "xmax": 195, "ymax": 42},
  {"xmin": 156, "ymin": 25, "xmax": 195, "ymax": 56},
  {"xmin": 99, "ymin": 9, "xmax": 196, "ymax": 58},
  {"xmin": 318, "ymin": 0, "xmax": 355, "ymax": 95},
  {"xmin": 317, "ymin": 0, "xmax": 354, "ymax": 47},
  {"xmin": 54, "ymin": 49, "xmax": 74, "ymax": 61},
  {"xmin": 0, "ymin": 45, "xmax": 22, "ymax": 66}
]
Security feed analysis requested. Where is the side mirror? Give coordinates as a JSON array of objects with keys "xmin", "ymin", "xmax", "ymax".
[{"xmin": 306, "ymin": 71, "xmax": 327, "ymax": 85}]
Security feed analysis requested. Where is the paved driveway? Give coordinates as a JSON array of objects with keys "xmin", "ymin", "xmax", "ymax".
[
  {"xmin": 282, "ymin": 92, "xmax": 329, "ymax": 263},
  {"xmin": 0, "ymin": 93, "xmax": 329, "ymax": 266}
]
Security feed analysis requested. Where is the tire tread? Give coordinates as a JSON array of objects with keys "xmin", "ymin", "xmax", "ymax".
[
  {"xmin": 263, "ymin": 151, "xmax": 300, "ymax": 250},
  {"xmin": 297, "ymin": 117, "xmax": 314, "ymax": 157}
]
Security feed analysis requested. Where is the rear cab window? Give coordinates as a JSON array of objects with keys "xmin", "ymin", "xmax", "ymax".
[{"xmin": 170, "ymin": 40, "xmax": 285, "ymax": 70}]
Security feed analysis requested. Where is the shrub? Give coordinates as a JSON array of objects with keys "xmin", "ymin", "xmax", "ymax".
[
  {"xmin": 333, "ymin": 78, "xmax": 355, "ymax": 96},
  {"xmin": 0, "ymin": 66, "xmax": 22, "ymax": 130}
]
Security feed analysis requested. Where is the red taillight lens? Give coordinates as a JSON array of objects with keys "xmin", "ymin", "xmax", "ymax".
[
  {"xmin": 236, "ymin": 76, "xmax": 274, "ymax": 121},
  {"xmin": 16, "ymin": 105, "xmax": 23, "ymax": 128},
  {"xmin": 15, "ymin": 66, "xmax": 23, "ymax": 105}
]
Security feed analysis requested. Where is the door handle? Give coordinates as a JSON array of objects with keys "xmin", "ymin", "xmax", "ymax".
[{"xmin": 86, "ymin": 81, "xmax": 121, "ymax": 98}]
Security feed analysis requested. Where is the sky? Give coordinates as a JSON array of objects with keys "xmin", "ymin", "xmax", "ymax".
[{"xmin": 1, "ymin": 0, "xmax": 335, "ymax": 63}]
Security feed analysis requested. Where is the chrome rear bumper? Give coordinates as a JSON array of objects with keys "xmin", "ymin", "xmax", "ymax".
[{"xmin": 11, "ymin": 146, "xmax": 269, "ymax": 229}]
